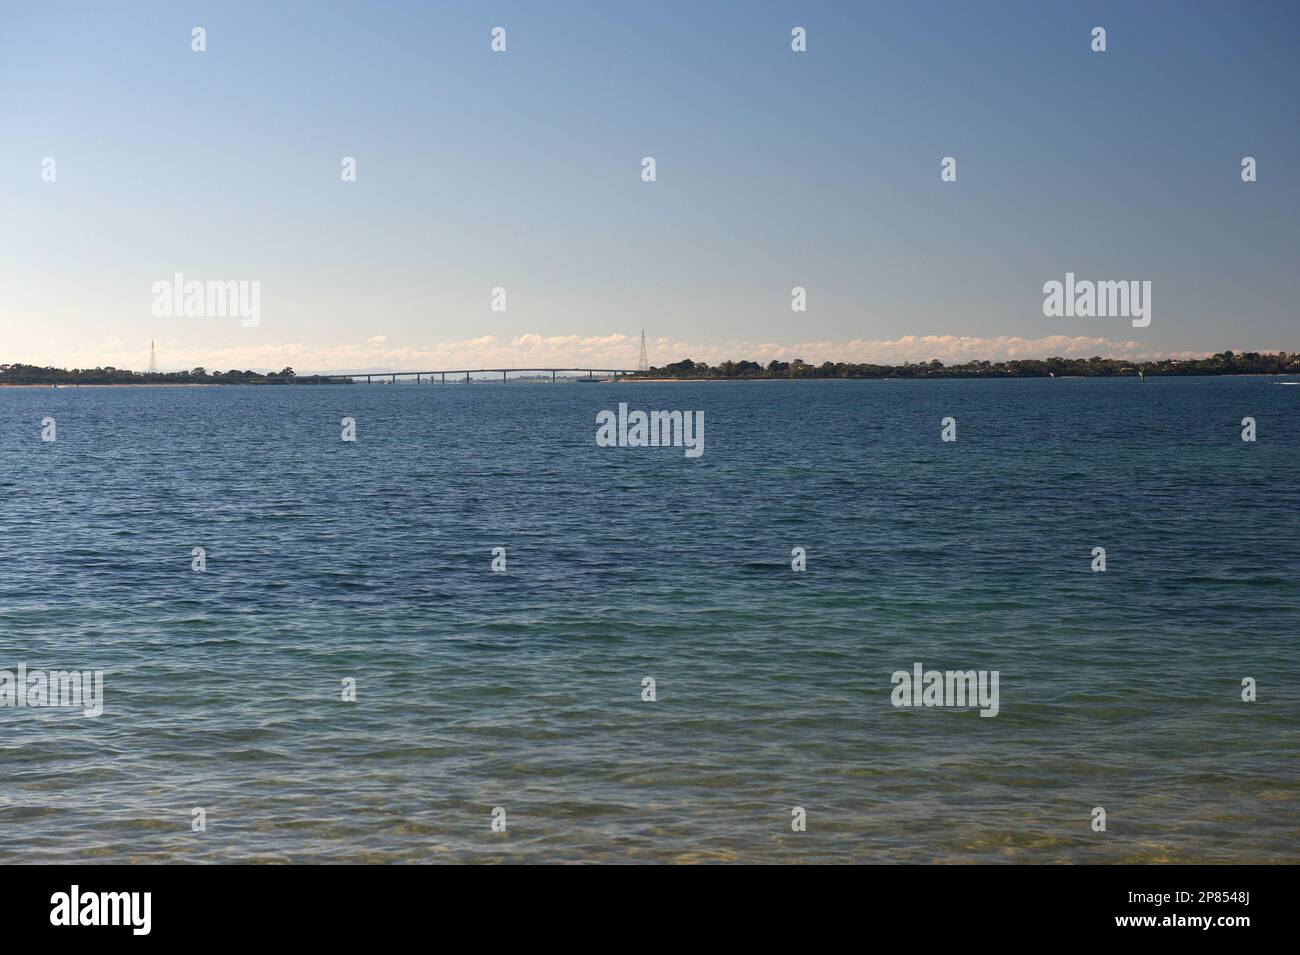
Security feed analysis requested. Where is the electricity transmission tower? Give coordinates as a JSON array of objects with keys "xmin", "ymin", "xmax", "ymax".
[
  {"xmin": 637, "ymin": 330, "xmax": 648, "ymax": 372},
  {"xmin": 148, "ymin": 339, "xmax": 157, "ymax": 374}
]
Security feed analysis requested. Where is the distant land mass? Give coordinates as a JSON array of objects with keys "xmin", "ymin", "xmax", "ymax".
[
  {"xmin": 0, "ymin": 365, "xmax": 349, "ymax": 386},
  {"xmin": 633, "ymin": 351, "xmax": 1298, "ymax": 380},
  {"xmin": 2, "ymin": 351, "xmax": 1297, "ymax": 385}
]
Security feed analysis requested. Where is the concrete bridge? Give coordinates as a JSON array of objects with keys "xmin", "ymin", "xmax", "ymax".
[{"xmin": 333, "ymin": 368, "xmax": 640, "ymax": 384}]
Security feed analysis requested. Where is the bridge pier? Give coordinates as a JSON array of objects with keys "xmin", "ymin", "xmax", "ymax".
[
  {"xmin": 502, "ymin": 370, "xmax": 507, "ymax": 384},
  {"xmin": 465, "ymin": 372, "xmax": 470, "ymax": 384},
  {"xmin": 552, "ymin": 370, "xmax": 556, "ymax": 384},
  {"xmin": 366, "ymin": 375, "xmax": 371, "ymax": 384}
]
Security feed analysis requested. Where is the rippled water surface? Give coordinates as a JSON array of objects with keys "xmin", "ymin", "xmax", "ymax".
[{"xmin": 1, "ymin": 377, "xmax": 1297, "ymax": 863}]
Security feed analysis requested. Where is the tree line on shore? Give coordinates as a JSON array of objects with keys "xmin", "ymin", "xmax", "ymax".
[
  {"xmin": 0, "ymin": 364, "xmax": 351, "ymax": 385},
  {"xmin": 635, "ymin": 351, "xmax": 1298, "ymax": 380}
]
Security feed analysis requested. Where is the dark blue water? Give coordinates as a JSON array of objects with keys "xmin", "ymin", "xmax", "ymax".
[{"xmin": 1, "ymin": 377, "xmax": 1296, "ymax": 862}]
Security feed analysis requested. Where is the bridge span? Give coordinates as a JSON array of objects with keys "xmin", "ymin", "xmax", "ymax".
[{"xmin": 330, "ymin": 368, "xmax": 640, "ymax": 384}]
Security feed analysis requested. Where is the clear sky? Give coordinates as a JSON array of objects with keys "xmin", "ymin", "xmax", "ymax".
[{"xmin": 2, "ymin": 1, "xmax": 1296, "ymax": 373}]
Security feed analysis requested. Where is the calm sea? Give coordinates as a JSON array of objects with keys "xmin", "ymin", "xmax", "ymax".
[{"xmin": 1, "ymin": 377, "xmax": 1297, "ymax": 863}]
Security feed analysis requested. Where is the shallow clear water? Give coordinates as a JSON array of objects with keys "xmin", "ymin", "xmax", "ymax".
[{"xmin": 1, "ymin": 377, "xmax": 1297, "ymax": 863}]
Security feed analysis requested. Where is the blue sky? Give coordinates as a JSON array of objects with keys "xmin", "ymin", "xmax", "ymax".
[{"xmin": 2, "ymin": 1, "xmax": 1296, "ymax": 373}]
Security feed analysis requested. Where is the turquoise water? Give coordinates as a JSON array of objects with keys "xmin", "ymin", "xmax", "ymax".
[{"xmin": 1, "ymin": 377, "xmax": 1297, "ymax": 863}]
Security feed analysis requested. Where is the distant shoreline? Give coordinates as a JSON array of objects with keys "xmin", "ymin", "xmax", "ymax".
[
  {"xmin": 4, "ymin": 373, "xmax": 1299, "ymax": 388},
  {"xmin": 624, "ymin": 373, "xmax": 1300, "ymax": 382},
  {"xmin": 0, "ymin": 382, "xmax": 220, "ymax": 388},
  {"xmin": 3, "ymin": 351, "xmax": 1295, "ymax": 386},
  {"xmin": 628, "ymin": 351, "xmax": 1296, "ymax": 381}
]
